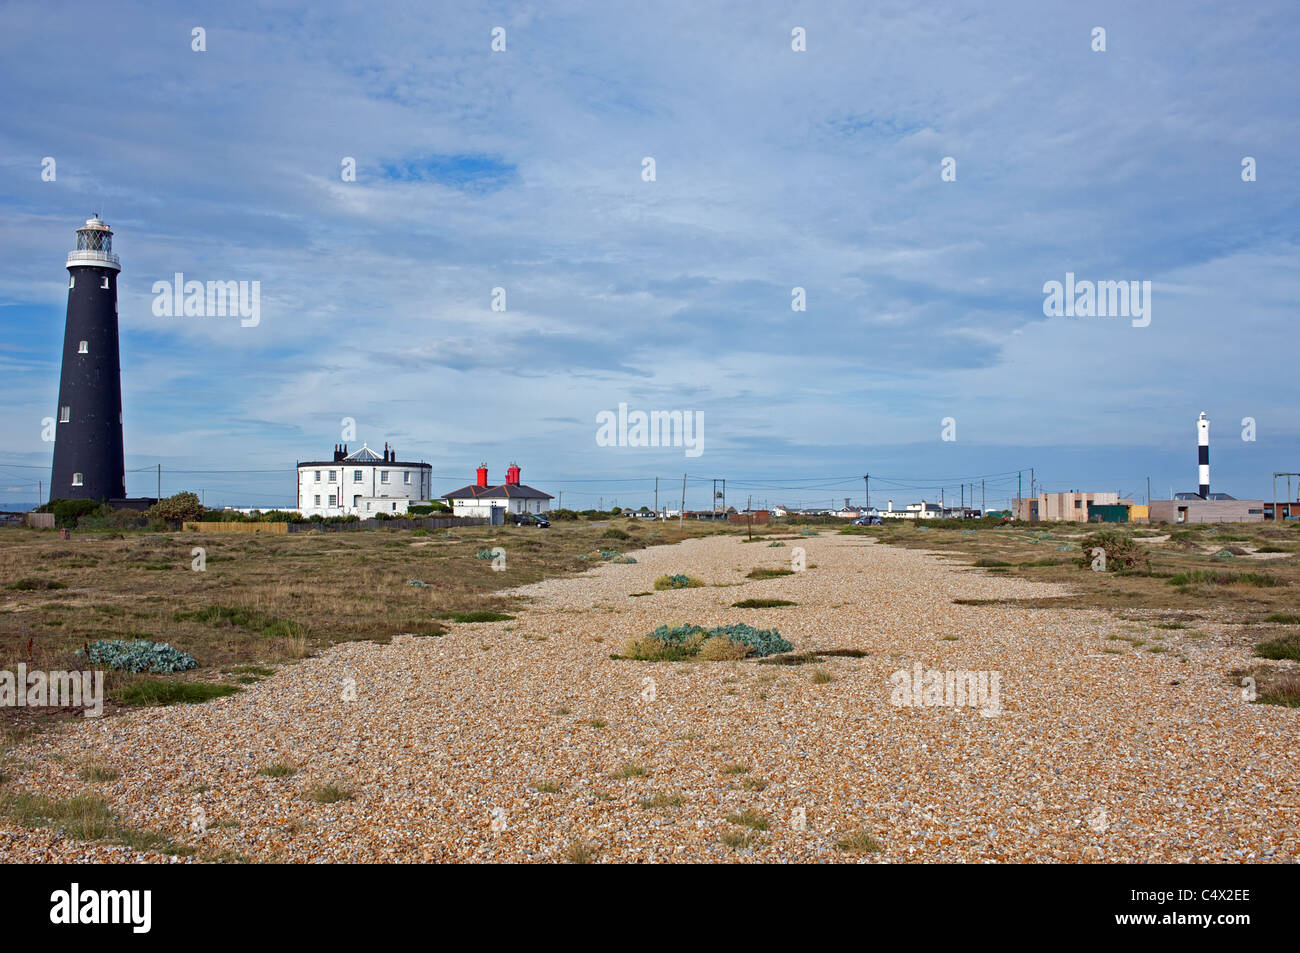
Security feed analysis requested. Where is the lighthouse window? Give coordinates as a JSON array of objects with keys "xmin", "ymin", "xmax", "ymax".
[
  {"xmin": 59, "ymin": 406, "xmax": 70, "ymax": 423},
  {"xmin": 69, "ymin": 276, "xmax": 75, "ymax": 288},
  {"xmin": 78, "ymin": 341, "xmax": 88, "ymax": 353},
  {"xmin": 71, "ymin": 473, "xmax": 83, "ymax": 487},
  {"xmin": 100, "ymin": 276, "xmax": 110, "ymax": 289}
]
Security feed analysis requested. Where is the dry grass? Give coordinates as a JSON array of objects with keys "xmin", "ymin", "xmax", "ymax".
[
  {"xmin": 306, "ymin": 782, "xmax": 352, "ymax": 804},
  {"xmin": 835, "ymin": 829, "xmax": 883, "ymax": 854},
  {"xmin": 0, "ymin": 519, "xmax": 737, "ymax": 730}
]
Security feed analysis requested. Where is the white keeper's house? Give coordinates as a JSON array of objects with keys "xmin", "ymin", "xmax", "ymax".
[
  {"xmin": 442, "ymin": 463, "xmax": 553, "ymax": 518},
  {"xmin": 297, "ymin": 443, "xmax": 433, "ymax": 517}
]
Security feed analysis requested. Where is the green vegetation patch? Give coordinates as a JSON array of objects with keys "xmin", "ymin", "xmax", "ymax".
[
  {"xmin": 80, "ymin": 639, "xmax": 197, "ymax": 674},
  {"xmin": 117, "ymin": 680, "xmax": 240, "ymax": 707},
  {"xmin": 619, "ymin": 622, "xmax": 792, "ymax": 661},
  {"xmin": 445, "ymin": 610, "xmax": 515, "ymax": 623},
  {"xmin": 746, "ymin": 567, "xmax": 794, "ymax": 580},
  {"xmin": 5, "ymin": 578, "xmax": 67, "ymax": 591},
  {"xmin": 1256, "ymin": 632, "xmax": 1300, "ymax": 662},
  {"xmin": 173, "ymin": 605, "xmax": 305, "ymax": 638},
  {"xmin": 653, "ymin": 574, "xmax": 703, "ymax": 590},
  {"xmin": 1168, "ymin": 569, "xmax": 1282, "ymax": 588},
  {"xmin": 731, "ymin": 598, "xmax": 797, "ymax": 608}
]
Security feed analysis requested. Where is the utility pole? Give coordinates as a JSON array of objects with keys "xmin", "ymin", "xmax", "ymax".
[
  {"xmin": 1146, "ymin": 476, "xmax": 1150, "ymax": 506},
  {"xmin": 864, "ymin": 474, "xmax": 869, "ymax": 511},
  {"xmin": 654, "ymin": 477, "xmax": 658, "ymax": 516},
  {"xmin": 1030, "ymin": 468, "xmax": 1035, "ymax": 501},
  {"xmin": 157, "ymin": 463, "xmax": 161, "ymax": 501},
  {"xmin": 1017, "ymin": 471, "xmax": 1022, "ymax": 518},
  {"xmin": 981, "ymin": 479, "xmax": 985, "ymax": 515},
  {"xmin": 679, "ymin": 474, "xmax": 686, "ymax": 528}
]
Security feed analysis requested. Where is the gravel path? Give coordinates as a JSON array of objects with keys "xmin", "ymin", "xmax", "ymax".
[{"xmin": 2, "ymin": 534, "xmax": 1296, "ymax": 863}]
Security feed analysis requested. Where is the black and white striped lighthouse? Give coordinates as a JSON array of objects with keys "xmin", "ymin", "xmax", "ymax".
[
  {"xmin": 1197, "ymin": 411, "xmax": 1210, "ymax": 500},
  {"xmin": 49, "ymin": 216, "xmax": 126, "ymax": 502}
]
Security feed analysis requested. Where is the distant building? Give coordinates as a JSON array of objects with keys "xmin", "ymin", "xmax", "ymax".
[
  {"xmin": 1015, "ymin": 492, "xmax": 1128, "ymax": 522},
  {"xmin": 1149, "ymin": 499, "xmax": 1265, "ymax": 524},
  {"xmin": 297, "ymin": 443, "xmax": 432, "ymax": 517},
  {"xmin": 443, "ymin": 463, "xmax": 553, "ymax": 518},
  {"xmin": 881, "ymin": 500, "xmax": 941, "ymax": 520}
]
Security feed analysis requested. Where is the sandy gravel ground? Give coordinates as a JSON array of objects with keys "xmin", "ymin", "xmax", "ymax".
[{"xmin": 2, "ymin": 534, "xmax": 1297, "ymax": 863}]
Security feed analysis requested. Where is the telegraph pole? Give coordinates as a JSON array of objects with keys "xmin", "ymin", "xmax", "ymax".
[
  {"xmin": 864, "ymin": 474, "xmax": 869, "ymax": 511},
  {"xmin": 679, "ymin": 474, "xmax": 686, "ymax": 528},
  {"xmin": 654, "ymin": 477, "xmax": 658, "ymax": 517},
  {"xmin": 981, "ymin": 479, "xmax": 985, "ymax": 515},
  {"xmin": 157, "ymin": 463, "xmax": 161, "ymax": 501},
  {"xmin": 1017, "ymin": 471, "xmax": 1022, "ymax": 518}
]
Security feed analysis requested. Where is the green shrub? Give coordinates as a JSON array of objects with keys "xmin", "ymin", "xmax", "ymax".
[
  {"xmin": 147, "ymin": 492, "xmax": 205, "ymax": 523},
  {"xmin": 653, "ymin": 574, "xmax": 702, "ymax": 590},
  {"xmin": 80, "ymin": 639, "xmax": 197, "ymax": 673},
  {"xmin": 1256, "ymin": 633, "xmax": 1300, "ymax": 661},
  {"xmin": 1079, "ymin": 531, "xmax": 1147, "ymax": 572},
  {"xmin": 731, "ymin": 598, "xmax": 797, "ymax": 608},
  {"xmin": 602, "ymin": 528, "xmax": 630, "ymax": 540},
  {"xmin": 38, "ymin": 498, "xmax": 105, "ymax": 528},
  {"xmin": 621, "ymin": 622, "xmax": 792, "ymax": 661}
]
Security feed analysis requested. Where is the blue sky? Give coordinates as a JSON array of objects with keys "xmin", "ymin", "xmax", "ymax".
[{"xmin": 1, "ymin": 0, "xmax": 1297, "ymax": 510}]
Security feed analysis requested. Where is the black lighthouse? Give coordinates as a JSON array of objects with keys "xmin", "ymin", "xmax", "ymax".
[{"xmin": 49, "ymin": 216, "xmax": 126, "ymax": 503}]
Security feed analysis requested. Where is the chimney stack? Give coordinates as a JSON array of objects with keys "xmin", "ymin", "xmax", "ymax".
[
  {"xmin": 476, "ymin": 463, "xmax": 489, "ymax": 488},
  {"xmin": 1198, "ymin": 412, "xmax": 1210, "ymax": 499},
  {"xmin": 506, "ymin": 462, "xmax": 521, "ymax": 486}
]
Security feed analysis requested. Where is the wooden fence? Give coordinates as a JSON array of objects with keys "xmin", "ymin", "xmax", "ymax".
[{"xmin": 182, "ymin": 521, "xmax": 288, "ymax": 534}]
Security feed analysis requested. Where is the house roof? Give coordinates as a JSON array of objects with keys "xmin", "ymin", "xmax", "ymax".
[
  {"xmin": 298, "ymin": 460, "xmax": 430, "ymax": 469},
  {"xmin": 443, "ymin": 483, "xmax": 554, "ymax": 501}
]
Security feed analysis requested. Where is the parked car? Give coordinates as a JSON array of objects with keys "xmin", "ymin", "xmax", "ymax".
[
  {"xmin": 511, "ymin": 513, "xmax": 550, "ymax": 528},
  {"xmin": 852, "ymin": 515, "xmax": 883, "ymax": 526}
]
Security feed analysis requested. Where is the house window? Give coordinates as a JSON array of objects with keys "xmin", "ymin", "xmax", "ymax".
[
  {"xmin": 366, "ymin": 502, "xmax": 371, "ymax": 510},
  {"xmin": 380, "ymin": 471, "xmax": 389, "ymax": 484},
  {"xmin": 314, "ymin": 495, "xmax": 321, "ymax": 506},
  {"xmin": 101, "ymin": 276, "xmax": 110, "ymax": 289},
  {"xmin": 78, "ymin": 341, "xmax": 88, "ymax": 354},
  {"xmin": 353, "ymin": 470, "xmax": 363, "ymax": 483},
  {"xmin": 403, "ymin": 471, "xmax": 411, "ymax": 484},
  {"xmin": 72, "ymin": 473, "xmax": 83, "ymax": 486},
  {"xmin": 328, "ymin": 470, "xmax": 337, "ymax": 482},
  {"xmin": 59, "ymin": 406, "xmax": 70, "ymax": 423},
  {"xmin": 1074, "ymin": 500, "xmax": 1082, "ymax": 508},
  {"xmin": 328, "ymin": 494, "xmax": 337, "ymax": 506},
  {"xmin": 391, "ymin": 502, "xmax": 397, "ymax": 511},
  {"xmin": 314, "ymin": 470, "xmax": 321, "ymax": 481}
]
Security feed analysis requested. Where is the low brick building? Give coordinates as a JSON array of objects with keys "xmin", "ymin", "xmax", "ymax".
[{"xmin": 1148, "ymin": 499, "xmax": 1265, "ymax": 524}]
